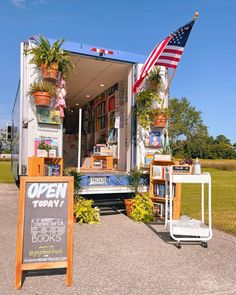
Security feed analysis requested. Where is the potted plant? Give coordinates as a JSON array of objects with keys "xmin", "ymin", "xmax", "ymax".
[
  {"xmin": 145, "ymin": 67, "xmax": 163, "ymax": 92},
  {"xmin": 135, "ymin": 91, "xmax": 169, "ymax": 130},
  {"xmin": 151, "ymin": 107, "xmax": 170, "ymax": 128},
  {"xmin": 28, "ymin": 80, "xmax": 56, "ymax": 106},
  {"xmin": 26, "ymin": 36, "xmax": 74, "ymax": 79},
  {"xmin": 37, "ymin": 139, "xmax": 51, "ymax": 157},
  {"xmin": 135, "ymin": 90, "xmax": 162, "ymax": 130},
  {"xmin": 125, "ymin": 167, "xmax": 155, "ymax": 224},
  {"xmin": 124, "ymin": 166, "xmax": 145, "ymax": 217},
  {"xmin": 125, "ymin": 167, "xmax": 154, "ymax": 222}
]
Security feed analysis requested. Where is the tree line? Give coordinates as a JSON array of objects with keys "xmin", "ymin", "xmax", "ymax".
[{"xmin": 168, "ymin": 97, "xmax": 236, "ymax": 159}]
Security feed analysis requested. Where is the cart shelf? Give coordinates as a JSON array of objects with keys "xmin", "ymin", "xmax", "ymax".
[{"xmin": 165, "ymin": 172, "xmax": 212, "ymax": 247}]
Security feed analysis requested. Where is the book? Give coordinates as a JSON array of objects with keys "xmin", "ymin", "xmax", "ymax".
[{"xmin": 48, "ymin": 164, "xmax": 60, "ymax": 176}]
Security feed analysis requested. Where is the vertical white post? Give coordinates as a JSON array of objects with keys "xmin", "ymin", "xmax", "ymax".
[
  {"xmin": 201, "ymin": 181, "xmax": 204, "ymax": 223},
  {"xmin": 126, "ymin": 67, "xmax": 133, "ymax": 172},
  {"xmin": 77, "ymin": 108, "xmax": 82, "ymax": 172}
]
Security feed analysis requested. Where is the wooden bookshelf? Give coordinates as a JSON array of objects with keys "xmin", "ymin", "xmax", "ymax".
[
  {"xmin": 149, "ymin": 160, "xmax": 181, "ymax": 220},
  {"xmin": 28, "ymin": 157, "xmax": 63, "ymax": 176},
  {"xmin": 90, "ymin": 155, "xmax": 113, "ymax": 170}
]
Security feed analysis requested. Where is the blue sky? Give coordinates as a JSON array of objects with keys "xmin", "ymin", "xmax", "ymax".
[{"xmin": 0, "ymin": 0, "xmax": 235, "ymax": 143}]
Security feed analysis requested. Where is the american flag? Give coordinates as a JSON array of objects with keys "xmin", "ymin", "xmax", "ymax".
[{"xmin": 133, "ymin": 20, "xmax": 195, "ymax": 93}]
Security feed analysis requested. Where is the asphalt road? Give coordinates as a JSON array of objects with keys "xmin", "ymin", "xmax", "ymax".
[{"xmin": 0, "ymin": 183, "xmax": 236, "ymax": 295}]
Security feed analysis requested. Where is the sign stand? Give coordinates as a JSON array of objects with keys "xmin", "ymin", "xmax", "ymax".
[{"xmin": 15, "ymin": 176, "xmax": 74, "ymax": 289}]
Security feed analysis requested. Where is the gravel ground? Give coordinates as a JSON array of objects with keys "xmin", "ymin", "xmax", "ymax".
[{"xmin": 0, "ymin": 183, "xmax": 236, "ymax": 295}]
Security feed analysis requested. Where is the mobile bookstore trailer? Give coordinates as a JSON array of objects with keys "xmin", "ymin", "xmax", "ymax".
[{"xmin": 11, "ymin": 38, "xmax": 168, "ymax": 194}]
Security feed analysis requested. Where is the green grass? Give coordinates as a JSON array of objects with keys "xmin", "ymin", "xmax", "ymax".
[
  {"xmin": 0, "ymin": 161, "xmax": 14, "ymax": 183},
  {"xmin": 181, "ymin": 168, "xmax": 236, "ymax": 236}
]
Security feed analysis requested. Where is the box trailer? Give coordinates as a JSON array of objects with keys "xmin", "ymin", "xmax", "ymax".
[{"xmin": 11, "ymin": 37, "xmax": 168, "ymax": 194}]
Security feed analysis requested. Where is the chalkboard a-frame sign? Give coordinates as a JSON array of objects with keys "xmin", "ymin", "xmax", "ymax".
[{"xmin": 15, "ymin": 176, "xmax": 74, "ymax": 289}]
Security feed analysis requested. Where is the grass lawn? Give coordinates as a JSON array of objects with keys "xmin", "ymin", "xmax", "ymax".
[
  {"xmin": 0, "ymin": 161, "xmax": 14, "ymax": 183},
  {"xmin": 181, "ymin": 168, "xmax": 236, "ymax": 236}
]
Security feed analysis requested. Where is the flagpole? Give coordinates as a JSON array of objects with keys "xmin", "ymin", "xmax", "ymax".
[
  {"xmin": 164, "ymin": 11, "xmax": 199, "ymax": 97},
  {"xmin": 164, "ymin": 68, "xmax": 176, "ymax": 97}
]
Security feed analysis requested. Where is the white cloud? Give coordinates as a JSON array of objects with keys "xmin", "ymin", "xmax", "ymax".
[
  {"xmin": 11, "ymin": 0, "xmax": 26, "ymax": 8},
  {"xmin": 11, "ymin": 0, "xmax": 47, "ymax": 9}
]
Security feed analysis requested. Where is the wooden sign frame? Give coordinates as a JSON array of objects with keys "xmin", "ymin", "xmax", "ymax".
[{"xmin": 15, "ymin": 176, "xmax": 74, "ymax": 289}]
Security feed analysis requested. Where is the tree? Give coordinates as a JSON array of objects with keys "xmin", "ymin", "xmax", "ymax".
[
  {"xmin": 168, "ymin": 97, "xmax": 236, "ymax": 159},
  {"xmin": 168, "ymin": 97, "xmax": 209, "ymax": 157}
]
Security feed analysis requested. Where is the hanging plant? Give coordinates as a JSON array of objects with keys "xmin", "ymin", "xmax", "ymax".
[
  {"xmin": 28, "ymin": 80, "xmax": 56, "ymax": 106},
  {"xmin": 134, "ymin": 90, "xmax": 163, "ymax": 130},
  {"xmin": 145, "ymin": 67, "xmax": 163, "ymax": 92},
  {"xmin": 26, "ymin": 36, "xmax": 74, "ymax": 79}
]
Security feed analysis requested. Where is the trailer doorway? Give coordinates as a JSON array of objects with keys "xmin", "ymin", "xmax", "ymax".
[{"xmin": 63, "ymin": 54, "xmax": 133, "ymax": 172}]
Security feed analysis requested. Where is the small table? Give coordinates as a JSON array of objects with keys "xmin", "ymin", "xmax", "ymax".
[{"xmin": 91, "ymin": 155, "xmax": 113, "ymax": 170}]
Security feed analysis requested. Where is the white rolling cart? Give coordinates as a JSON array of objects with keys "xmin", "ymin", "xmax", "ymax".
[{"xmin": 165, "ymin": 172, "xmax": 212, "ymax": 249}]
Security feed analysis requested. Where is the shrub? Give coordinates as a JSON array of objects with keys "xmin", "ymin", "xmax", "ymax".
[
  {"xmin": 130, "ymin": 194, "xmax": 155, "ymax": 223},
  {"xmin": 74, "ymin": 196, "xmax": 100, "ymax": 224}
]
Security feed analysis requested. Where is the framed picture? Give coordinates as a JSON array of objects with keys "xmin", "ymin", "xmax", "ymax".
[
  {"xmin": 152, "ymin": 165, "xmax": 164, "ymax": 179},
  {"xmin": 37, "ymin": 109, "xmax": 61, "ymax": 125},
  {"xmin": 149, "ymin": 131, "xmax": 161, "ymax": 147},
  {"xmin": 144, "ymin": 154, "xmax": 154, "ymax": 166}
]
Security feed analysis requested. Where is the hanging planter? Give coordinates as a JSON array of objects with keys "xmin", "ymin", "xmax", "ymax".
[
  {"xmin": 41, "ymin": 62, "xmax": 58, "ymax": 80},
  {"xmin": 152, "ymin": 113, "xmax": 167, "ymax": 128},
  {"xmin": 26, "ymin": 36, "xmax": 74, "ymax": 80},
  {"xmin": 28, "ymin": 80, "xmax": 56, "ymax": 107},
  {"xmin": 33, "ymin": 91, "xmax": 51, "ymax": 106}
]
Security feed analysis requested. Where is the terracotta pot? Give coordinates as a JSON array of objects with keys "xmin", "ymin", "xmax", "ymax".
[
  {"xmin": 152, "ymin": 114, "xmax": 167, "ymax": 128},
  {"xmin": 124, "ymin": 199, "xmax": 133, "ymax": 217},
  {"xmin": 33, "ymin": 91, "xmax": 51, "ymax": 106},
  {"xmin": 41, "ymin": 63, "xmax": 58, "ymax": 80}
]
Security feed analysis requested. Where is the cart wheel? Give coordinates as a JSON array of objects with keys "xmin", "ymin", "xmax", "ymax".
[
  {"xmin": 177, "ymin": 242, "xmax": 182, "ymax": 249},
  {"xmin": 201, "ymin": 242, "xmax": 208, "ymax": 248}
]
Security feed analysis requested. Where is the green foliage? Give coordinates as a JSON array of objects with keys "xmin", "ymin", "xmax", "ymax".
[
  {"xmin": 74, "ymin": 196, "xmax": 100, "ymax": 224},
  {"xmin": 28, "ymin": 80, "xmax": 56, "ymax": 97},
  {"xmin": 134, "ymin": 90, "xmax": 163, "ymax": 130},
  {"xmin": 181, "ymin": 167, "xmax": 236, "ymax": 236},
  {"xmin": 38, "ymin": 141, "xmax": 51, "ymax": 151},
  {"xmin": 130, "ymin": 194, "xmax": 155, "ymax": 223},
  {"xmin": 0, "ymin": 161, "xmax": 14, "ymax": 183},
  {"xmin": 26, "ymin": 35, "xmax": 74, "ymax": 77},
  {"xmin": 127, "ymin": 166, "xmax": 144, "ymax": 196},
  {"xmin": 63, "ymin": 168, "xmax": 83, "ymax": 196},
  {"xmin": 169, "ymin": 97, "xmax": 206, "ymax": 143},
  {"xmin": 145, "ymin": 67, "xmax": 163, "ymax": 92},
  {"xmin": 169, "ymin": 97, "xmax": 236, "ymax": 159}
]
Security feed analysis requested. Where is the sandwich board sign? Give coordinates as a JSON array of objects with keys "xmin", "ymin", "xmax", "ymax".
[{"xmin": 15, "ymin": 176, "xmax": 74, "ymax": 289}]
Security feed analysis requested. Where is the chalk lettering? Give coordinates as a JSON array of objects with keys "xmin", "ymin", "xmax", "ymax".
[{"xmin": 27, "ymin": 183, "xmax": 68, "ymax": 199}]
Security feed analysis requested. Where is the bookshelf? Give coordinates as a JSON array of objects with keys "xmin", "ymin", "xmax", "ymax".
[
  {"xmin": 107, "ymin": 94, "xmax": 118, "ymax": 158},
  {"xmin": 28, "ymin": 157, "xmax": 63, "ymax": 177},
  {"xmin": 149, "ymin": 160, "xmax": 181, "ymax": 220},
  {"xmin": 95, "ymin": 99, "xmax": 106, "ymax": 131}
]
